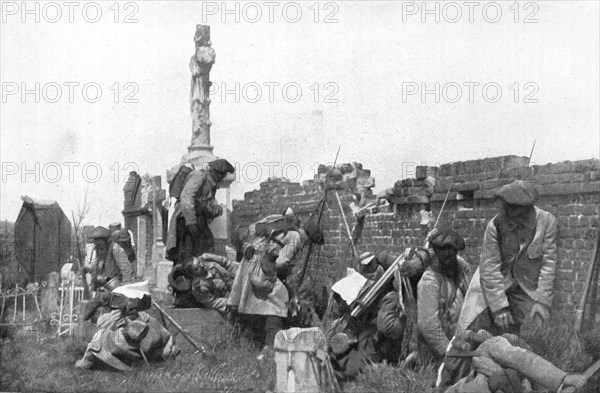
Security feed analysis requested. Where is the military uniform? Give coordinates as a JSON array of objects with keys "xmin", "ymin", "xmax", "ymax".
[
  {"xmin": 329, "ymin": 288, "xmax": 405, "ymax": 380},
  {"xmin": 76, "ymin": 310, "xmax": 179, "ymax": 371},
  {"xmin": 190, "ymin": 254, "xmax": 239, "ymax": 314},
  {"xmin": 417, "ymin": 255, "xmax": 469, "ymax": 359},
  {"xmin": 439, "ymin": 330, "xmax": 586, "ymax": 393},
  {"xmin": 416, "ymin": 230, "xmax": 469, "ymax": 361},
  {"xmin": 165, "ymin": 159, "xmax": 234, "ymax": 265},
  {"xmin": 228, "ymin": 218, "xmax": 323, "ymax": 349},
  {"xmin": 457, "ymin": 181, "xmax": 558, "ymax": 335},
  {"xmin": 88, "ymin": 226, "xmax": 135, "ymax": 291}
]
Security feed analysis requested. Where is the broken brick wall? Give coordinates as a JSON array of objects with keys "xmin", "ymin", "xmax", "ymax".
[{"xmin": 231, "ymin": 156, "xmax": 600, "ymax": 314}]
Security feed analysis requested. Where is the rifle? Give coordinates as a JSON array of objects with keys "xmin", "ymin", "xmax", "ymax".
[
  {"xmin": 562, "ymin": 358, "xmax": 600, "ymax": 393},
  {"xmin": 152, "ymin": 300, "xmax": 214, "ymax": 359},
  {"xmin": 349, "ymin": 178, "xmax": 455, "ymax": 320},
  {"xmin": 295, "ymin": 146, "xmax": 341, "ymax": 292}
]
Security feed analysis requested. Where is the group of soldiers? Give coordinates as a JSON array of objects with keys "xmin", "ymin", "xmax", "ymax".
[
  {"xmin": 326, "ymin": 180, "xmax": 589, "ymax": 393},
  {"xmin": 74, "ymin": 157, "xmax": 591, "ymax": 393}
]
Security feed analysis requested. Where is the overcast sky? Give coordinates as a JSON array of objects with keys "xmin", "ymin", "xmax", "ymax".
[{"xmin": 1, "ymin": 1, "xmax": 598, "ymax": 225}]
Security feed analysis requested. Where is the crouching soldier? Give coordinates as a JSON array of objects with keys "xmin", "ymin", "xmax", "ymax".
[
  {"xmin": 417, "ymin": 230, "xmax": 470, "ymax": 363},
  {"xmin": 438, "ymin": 330, "xmax": 588, "ymax": 393},
  {"xmin": 328, "ymin": 277, "xmax": 405, "ymax": 380},
  {"xmin": 168, "ymin": 253, "xmax": 239, "ymax": 311},
  {"xmin": 328, "ymin": 250, "xmax": 428, "ymax": 380},
  {"xmin": 76, "ymin": 283, "xmax": 180, "ymax": 371},
  {"xmin": 227, "ymin": 211, "xmax": 324, "ymax": 353},
  {"xmin": 87, "ymin": 226, "xmax": 135, "ymax": 293}
]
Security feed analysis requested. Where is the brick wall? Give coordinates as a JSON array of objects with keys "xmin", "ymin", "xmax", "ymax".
[{"xmin": 231, "ymin": 156, "xmax": 600, "ymax": 314}]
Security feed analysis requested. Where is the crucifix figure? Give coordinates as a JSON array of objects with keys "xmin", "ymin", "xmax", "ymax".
[{"xmin": 189, "ymin": 25, "xmax": 216, "ymax": 148}]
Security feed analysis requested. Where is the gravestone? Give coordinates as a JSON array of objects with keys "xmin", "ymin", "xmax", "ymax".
[{"xmin": 41, "ymin": 272, "xmax": 59, "ymax": 317}]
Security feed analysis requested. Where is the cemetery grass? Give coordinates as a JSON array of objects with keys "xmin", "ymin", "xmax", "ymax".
[
  {"xmin": 0, "ymin": 326, "xmax": 440, "ymax": 393},
  {"xmin": 1, "ymin": 311, "xmax": 600, "ymax": 393}
]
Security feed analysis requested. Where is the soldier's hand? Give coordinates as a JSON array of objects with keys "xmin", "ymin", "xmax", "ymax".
[
  {"xmin": 530, "ymin": 302, "xmax": 550, "ymax": 326},
  {"xmin": 562, "ymin": 374, "xmax": 587, "ymax": 392},
  {"xmin": 493, "ymin": 308, "xmax": 515, "ymax": 331}
]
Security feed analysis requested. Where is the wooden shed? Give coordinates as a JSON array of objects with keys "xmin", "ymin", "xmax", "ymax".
[{"xmin": 13, "ymin": 197, "xmax": 71, "ymax": 283}]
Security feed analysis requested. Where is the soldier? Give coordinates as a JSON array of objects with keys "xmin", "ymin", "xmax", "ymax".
[
  {"xmin": 110, "ymin": 227, "xmax": 137, "ymax": 264},
  {"xmin": 416, "ymin": 230, "xmax": 470, "ymax": 362},
  {"xmin": 440, "ymin": 181, "xmax": 559, "ymax": 389},
  {"xmin": 87, "ymin": 226, "xmax": 135, "ymax": 291},
  {"xmin": 439, "ymin": 330, "xmax": 588, "ymax": 393},
  {"xmin": 77, "ymin": 283, "xmax": 179, "ymax": 371},
  {"xmin": 227, "ymin": 212, "xmax": 324, "ymax": 353},
  {"xmin": 328, "ymin": 256, "xmax": 406, "ymax": 380},
  {"xmin": 165, "ymin": 158, "xmax": 235, "ymax": 265},
  {"xmin": 167, "ymin": 253, "xmax": 239, "ymax": 311},
  {"xmin": 457, "ymin": 180, "xmax": 558, "ymax": 336}
]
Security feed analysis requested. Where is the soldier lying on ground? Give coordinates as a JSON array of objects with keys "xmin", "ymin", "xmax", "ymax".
[
  {"xmin": 167, "ymin": 253, "xmax": 239, "ymax": 313},
  {"xmin": 437, "ymin": 329, "xmax": 588, "ymax": 393},
  {"xmin": 77, "ymin": 283, "xmax": 180, "ymax": 371}
]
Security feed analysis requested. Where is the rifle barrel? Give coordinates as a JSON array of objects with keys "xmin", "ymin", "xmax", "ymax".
[
  {"xmin": 350, "ymin": 254, "xmax": 405, "ymax": 318},
  {"xmin": 335, "ymin": 191, "xmax": 358, "ymax": 257}
]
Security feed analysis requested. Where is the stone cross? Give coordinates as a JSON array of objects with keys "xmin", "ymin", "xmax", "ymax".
[{"xmin": 186, "ymin": 24, "xmax": 216, "ymax": 164}]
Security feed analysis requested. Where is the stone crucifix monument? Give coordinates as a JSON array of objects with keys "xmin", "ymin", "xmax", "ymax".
[
  {"xmin": 183, "ymin": 24, "xmax": 217, "ymax": 165},
  {"xmin": 181, "ymin": 25, "xmax": 234, "ymax": 250},
  {"xmin": 156, "ymin": 26, "xmax": 234, "ymax": 297}
]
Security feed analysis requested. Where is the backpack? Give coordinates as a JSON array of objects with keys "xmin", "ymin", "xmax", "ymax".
[{"xmin": 168, "ymin": 165, "xmax": 193, "ymax": 200}]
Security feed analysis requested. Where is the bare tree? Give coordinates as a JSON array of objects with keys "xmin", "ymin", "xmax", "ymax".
[{"xmin": 71, "ymin": 186, "xmax": 91, "ymax": 299}]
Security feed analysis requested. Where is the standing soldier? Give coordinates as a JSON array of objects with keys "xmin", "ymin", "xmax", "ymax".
[
  {"xmin": 165, "ymin": 158, "xmax": 235, "ymax": 265},
  {"xmin": 457, "ymin": 180, "xmax": 558, "ymax": 335}
]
